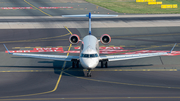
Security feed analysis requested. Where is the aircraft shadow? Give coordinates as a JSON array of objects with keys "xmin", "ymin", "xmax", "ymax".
[
  {"xmin": 95, "ymin": 64, "xmax": 153, "ymax": 68},
  {"xmin": 0, "ymin": 59, "xmax": 153, "ymax": 77},
  {"xmin": 0, "ymin": 60, "xmax": 85, "ymax": 76}
]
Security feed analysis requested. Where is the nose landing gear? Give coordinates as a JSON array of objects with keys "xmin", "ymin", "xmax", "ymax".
[{"xmin": 87, "ymin": 69, "xmax": 92, "ymax": 77}]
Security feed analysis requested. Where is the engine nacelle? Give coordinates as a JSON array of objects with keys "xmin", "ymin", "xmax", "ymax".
[
  {"xmin": 69, "ymin": 34, "xmax": 80, "ymax": 44},
  {"xmin": 100, "ymin": 34, "xmax": 111, "ymax": 44}
]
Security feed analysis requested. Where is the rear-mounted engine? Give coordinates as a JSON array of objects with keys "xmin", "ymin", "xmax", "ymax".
[
  {"xmin": 100, "ymin": 34, "xmax": 111, "ymax": 44},
  {"xmin": 69, "ymin": 34, "xmax": 80, "ymax": 44}
]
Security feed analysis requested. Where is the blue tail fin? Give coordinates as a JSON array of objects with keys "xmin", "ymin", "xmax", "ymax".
[{"xmin": 88, "ymin": 12, "xmax": 91, "ymax": 35}]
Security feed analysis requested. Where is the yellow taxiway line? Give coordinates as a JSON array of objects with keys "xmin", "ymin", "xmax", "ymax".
[
  {"xmin": 0, "ymin": 27, "xmax": 73, "ymax": 99},
  {"xmin": 24, "ymin": 0, "xmax": 52, "ymax": 17}
]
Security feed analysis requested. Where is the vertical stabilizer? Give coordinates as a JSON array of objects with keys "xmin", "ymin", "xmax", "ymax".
[
  {"xmin": 88, "ymin": 12, "xmax": 91, "ymax": 35},
  {"xmin": 62, "ymin": 13, "xmax": 118, "ymax": 35}
]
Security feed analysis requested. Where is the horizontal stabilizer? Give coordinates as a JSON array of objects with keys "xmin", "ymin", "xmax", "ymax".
[
  {"xmin": 62, "ymin": 12, "xmax": 118, "ymax": 35},
  {"xmin": 62, "ymin": 14, "xmax": 118, "ymax": 18}
]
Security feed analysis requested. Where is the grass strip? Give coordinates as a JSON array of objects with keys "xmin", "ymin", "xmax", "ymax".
[{"xmin": 85, "ymin": 0, "xmax": 180, "ymax": 14}]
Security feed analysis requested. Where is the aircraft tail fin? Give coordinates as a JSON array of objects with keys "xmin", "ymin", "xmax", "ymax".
[{"xmin": 62, "ymin": 12, "xmax": 118, "ymax": 35}]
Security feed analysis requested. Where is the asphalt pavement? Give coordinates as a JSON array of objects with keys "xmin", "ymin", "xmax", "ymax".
[{"xmin": 0, "ymin": 0, "xmax": 180, "ymax": 101}]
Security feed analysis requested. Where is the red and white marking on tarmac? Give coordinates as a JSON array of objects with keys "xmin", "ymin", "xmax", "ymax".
[
  {"xmin": 6, "ymin": 50, "xmax": 64, "ymax": 53},
  {"xmin": 0, "ymin": 7, "xmax": 33, "ymax": 9},
  {"xmin": 34, "ymin": 47, "xmax": 63, "ymax": 50},
  {"xmin": 74, "ymin": 47, "xmax": 124, "ymax": 50},
  {"xmin": 121, "ymin": 50, "xmax": 180, "ymax": 56},
  {"xmin": 5, "ymin": 47, "xmax": 180, "ymax": 56},
  {"xmin": 39, "ymin": 7, "xmax": 73, "ymax": 9}
]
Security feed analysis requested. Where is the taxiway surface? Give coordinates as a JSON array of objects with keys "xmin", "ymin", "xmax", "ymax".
[
  {"xmin": 0, "ymin": 26, "xmax": 180, "ymax": 101},
  {"xmin": 0, "ymin": 0, "xmax": 116, "ymax": 16},
  {"xmin": 0, "ymin": 0, "xmax": 180, "ymax": 101}
]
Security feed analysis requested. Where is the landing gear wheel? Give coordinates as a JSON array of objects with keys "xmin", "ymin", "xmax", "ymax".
[
  {"xmin": 72, "ymin": 61, "xmax": 75, "ymax": 68},
  {"xmin": 87, "ymin": 73, "xmax": 91, "ymax": 77},
  {"xmin": 100, "ymin": 61, "xmax": 108, "ymax": 68},
  {"xmin": 105, "ymin": 62, "xmax": 108, "ymax": 68},
  {"xmin": 76, "ymin": 61, "xmax": 79, "ymax": 68},
  {"xmin": 72, "ymin": 60, "xmax": 79, "ymax": 68},
  {"xmin": 101, "ymin": 61, "xmax": 103, "ymax": 68},
  {"xmin": 87, "ymin": 69, "xmax": 92, "ymax": 77}
]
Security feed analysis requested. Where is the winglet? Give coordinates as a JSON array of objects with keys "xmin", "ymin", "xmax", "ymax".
[
  {"xmin": 3, "ymin": 44, "xmax": 12, "ymax": 54},
  {"xmin": 168, "ymin": 43, "xmax": 177, "ymax": 53}
]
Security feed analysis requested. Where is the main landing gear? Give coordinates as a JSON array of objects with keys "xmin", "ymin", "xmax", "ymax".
[
  {"xmin": 87, "ymin": 69, "xmax": 92, "ymax": 77},
  {"xmin": 100, "ymin": 59, "xmax": 108, "ymax": 68},
  {"xmin": 72, "ymin": 59, "xmax": 79, "ymax": 68}
]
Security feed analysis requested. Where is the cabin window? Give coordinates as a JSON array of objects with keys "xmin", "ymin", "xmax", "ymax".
[
  {"xmin": 90, "ymin": 54, "xmax": 95, "ymax": 57},
  {"xmin": 84, "ymin": 54, "xmax": 89, "ymax": 57},
  {"xmin": 95, "ymin": 54, "xmax": 98, "ymax": 57}
]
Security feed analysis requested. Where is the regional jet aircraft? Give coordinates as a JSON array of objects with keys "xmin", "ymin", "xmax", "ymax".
[{"xmin": 4, "ymin": 13, "xmax": 176, "ymax": 77}]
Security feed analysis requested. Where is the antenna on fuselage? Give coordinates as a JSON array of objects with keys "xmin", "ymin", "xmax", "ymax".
[{"xmin": 62, "ymin": 12, "xmax": 118, "ymax": 35}]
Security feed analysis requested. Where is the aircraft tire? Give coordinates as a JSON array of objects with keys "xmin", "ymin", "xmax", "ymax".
[
  {"xmin": 72, "ymin": 61, "xmax": 75, "ymax": 68},
  {"xmin": 76, "ymin": 61, "xmax": 79, "ymax": 68},
  {"xmin": 105, "ymin": 62, "xmax": 108, "ymax": 68},
  {"xmin": 101, "ymin": 61, "xmax": 103, "ymax": 68}
]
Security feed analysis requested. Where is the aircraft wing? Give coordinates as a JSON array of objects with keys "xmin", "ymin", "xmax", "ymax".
[
  {"xmin": 100, "ymin": 52, "xmax": 167, "ymax": 61},
  {"xmin": 3, "ymin": 44, "xmax": 79, "ymax": 61},
  {"xmin": 11, "ymin": 53, "xmax": 78, "ymax": 61},
  {"xmin": 100, "ymin": 43, "xmax": 177, "ymax": 61}
]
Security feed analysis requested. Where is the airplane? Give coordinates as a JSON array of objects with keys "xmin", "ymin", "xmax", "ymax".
[{"xmin": 4, "ymin": 12, "xmax": 177, "ymax": 77}]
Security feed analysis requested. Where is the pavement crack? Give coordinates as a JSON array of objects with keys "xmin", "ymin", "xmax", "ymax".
[{"xmin": 159, "ymin": 56, "xmax": 164, "ymax": 65}]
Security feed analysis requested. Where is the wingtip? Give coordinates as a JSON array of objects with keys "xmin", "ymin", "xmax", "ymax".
[
  {"xmin": 3, "ymin": 44, "xmax": 12, "ymax": 54},
  {"xmin": 168, "ymin": 43, "xmax": 177, "ymax": 53}
]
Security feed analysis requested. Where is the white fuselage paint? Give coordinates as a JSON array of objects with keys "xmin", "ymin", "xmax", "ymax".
[{"xmin": 79, "ymin": 35, "xmax": 99, "ymax": 69}]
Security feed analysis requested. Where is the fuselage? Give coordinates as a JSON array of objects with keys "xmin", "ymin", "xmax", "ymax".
[{"xmin": 79, "ymin": 35, "xmax": 99, "ymax": 69}]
